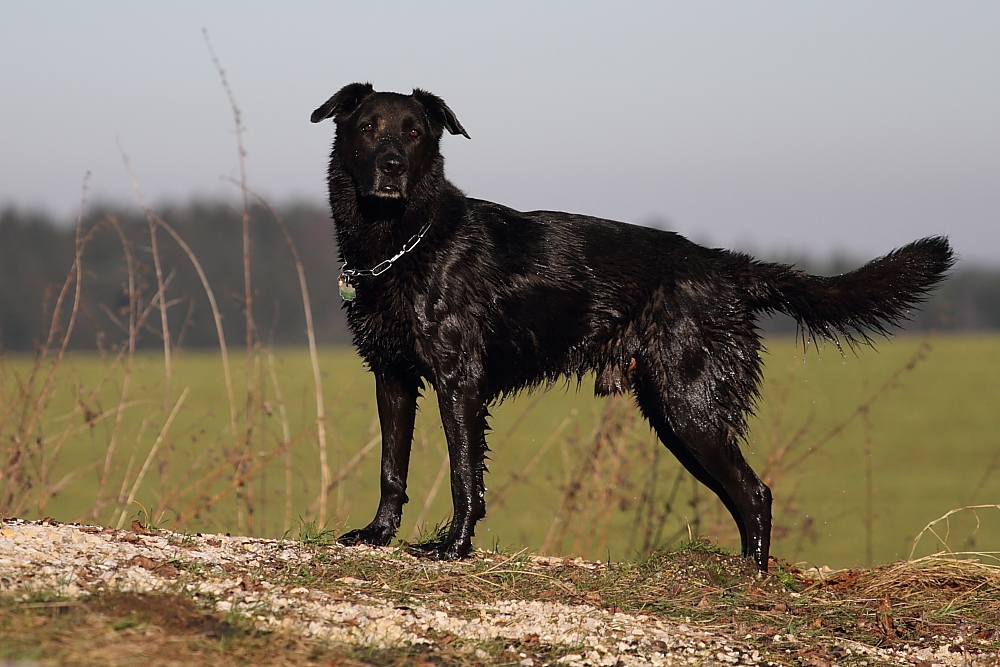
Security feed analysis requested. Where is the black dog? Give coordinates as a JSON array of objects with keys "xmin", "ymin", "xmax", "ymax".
[{"xmin": 311, "ymin": 83, "xmax": 953, "ymax": 570}]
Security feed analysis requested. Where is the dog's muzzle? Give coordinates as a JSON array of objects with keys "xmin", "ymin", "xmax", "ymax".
[{"xmin": 372, "ymin": 149, "xmax": 408, "ymax": 199}]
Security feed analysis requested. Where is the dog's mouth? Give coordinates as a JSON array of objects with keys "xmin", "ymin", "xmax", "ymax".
[
  {"xmin": 369, "ymin": 174, "xmax": 409, "ymax": 200},
  {"xmin": 373, "ymin": 183, "xmax": 405, "ymax": 199}
]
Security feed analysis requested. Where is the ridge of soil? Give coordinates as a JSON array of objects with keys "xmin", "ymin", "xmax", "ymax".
[{"xmin": 1, "ymin": 518, "xmax": 998, "ymax": 666}]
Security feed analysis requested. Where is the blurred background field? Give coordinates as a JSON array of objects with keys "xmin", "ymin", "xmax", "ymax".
[{"xmin": 3, "ymin": 332, "xmax": 998, "ymax": 570}]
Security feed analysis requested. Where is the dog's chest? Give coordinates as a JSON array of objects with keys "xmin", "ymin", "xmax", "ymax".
[{"xmin": 345, "ymin": 278, "xmax": 437, "ymax": 368}]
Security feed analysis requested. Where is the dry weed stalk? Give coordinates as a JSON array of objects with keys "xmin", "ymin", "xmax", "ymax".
[
  {"xmin": 627, "ymin": 452, "xmax": 690, "ymax": 555},
  {"xmin": 308, "ymin": 432, "xmax": 381, "ymax": 520},
  {"xmin": 246, "ymin": 192, "xmax": 332, "ymax": 527},
  {"xmin": 148, "ymin": 213, "xmax": 236, "ymax": 433},
  {"xmin": 759, "ymin": 339, "xmax": 935, "ymax": 558},
  {"xmin": 265, "ymin": 346, "xmax": 295, "ymax": 533},
  {"xmin": 204, "ymin": 29, "xmax": 259, "ymax": 534},
  {"xmin": 540, "ymin": 395, "xmax": 651, "ymax": 560},
  {"xmin": 763, "ymin": 340, "xmax": 933, "ymax": 487},
  {"xmin": 116, "ymin": 144, "xmax": 242, "ymax": 533},
  {"xmin": 94, "ymin": 218, "xmax": 138, "ymax": 517},
  {"xmin": 121, "ymin": 142, "xmax": 174, "ymax": 411},
  {"xmin": 113, "ymin": 388, "xmax": 189, "ymax": 529},
  {"xmin": 908, "ymin": 504, "xmax": 1000, "ymax": 561},
  {"xmin": 487, "ymin": 411, "xmax": 573, "ymax": 511},
  {"xmin": 122, "ymin": 144, "xmax": 176, "ymax": 513},
  {"xmin": 1, "ymin": 178, "xmax": 93, "ymax": 515}
]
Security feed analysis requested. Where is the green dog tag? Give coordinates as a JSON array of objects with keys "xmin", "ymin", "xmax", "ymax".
[{"xmin": 338, "ymin": 276, "xmax": 356, "ymax": 301}]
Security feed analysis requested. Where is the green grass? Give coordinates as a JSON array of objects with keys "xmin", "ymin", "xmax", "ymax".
[
  {"xmin": 747, "ymin": 333, "xmax": 1000, "ymax": 567},
  {"xmin": 3, "ymin": 333, "xmax": 999, "ymax": 569}
]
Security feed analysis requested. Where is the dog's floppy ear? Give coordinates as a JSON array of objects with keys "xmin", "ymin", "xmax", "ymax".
[
  {"xmin": 310, "ymin": 82, "xmax": 376, "ymax": 123},
  {"xmin": 412, "ymin": 88, "xmax": 471, "ymax": 139}
]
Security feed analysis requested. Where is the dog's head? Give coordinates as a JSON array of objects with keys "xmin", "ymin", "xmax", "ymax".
[{"xmin": 311, "ymin": 83, "xmax": 469, "ymax": 202}]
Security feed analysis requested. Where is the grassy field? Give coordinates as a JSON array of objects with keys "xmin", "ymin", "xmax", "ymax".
[{"xmin": 3, "ymin": 333, "xmax": 998, "ymax": 570}]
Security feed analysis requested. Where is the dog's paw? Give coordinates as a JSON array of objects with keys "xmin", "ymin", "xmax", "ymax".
[
  {"xmin": 407, "ymin": 538, "xmax": 471, "ymax": 561},
  {"xmin": 337, "ymin": 525, "xmax": 395, "ymax": 547}
]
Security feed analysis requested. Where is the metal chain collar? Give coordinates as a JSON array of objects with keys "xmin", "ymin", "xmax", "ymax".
[{"xmin": 338, "ymin": 219, "xmax": 433, "ymax": 300}]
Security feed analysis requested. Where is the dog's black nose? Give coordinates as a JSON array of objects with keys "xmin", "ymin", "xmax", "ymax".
[{"xmin": 378, "ymin": 153, "xmax": 405, "ymax": 177}]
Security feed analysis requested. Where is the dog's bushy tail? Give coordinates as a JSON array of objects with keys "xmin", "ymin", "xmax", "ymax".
[{"xmin": 748, "ymin": 236, "xmax": 955, "ymax": 346}]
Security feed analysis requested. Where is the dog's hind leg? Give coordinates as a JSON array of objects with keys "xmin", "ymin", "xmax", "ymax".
[
  {"xmin": 633, "ymin": 373, "xmax": 772, "ymax": 571},
  {"xmin": 338, "ymin": 370, "xmax": 420, "ymax": 547}
]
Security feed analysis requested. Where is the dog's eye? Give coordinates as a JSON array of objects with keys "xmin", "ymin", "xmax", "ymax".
[
  {"xmin": 409, "ymin": 128, "xmax": 420, "ymax": 138},
  {"xmin": 361, "ymin": 123, "xmax": 374, "ymax": 133}
]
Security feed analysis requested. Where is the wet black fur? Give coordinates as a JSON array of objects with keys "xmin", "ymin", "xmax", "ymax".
[{"xmin": 311, "ymin": 83, "xmax": 954, "ymax": 570}]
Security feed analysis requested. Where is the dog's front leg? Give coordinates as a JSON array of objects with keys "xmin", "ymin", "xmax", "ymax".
[
  {"xmin": 429, "ymin": 380, "xmax": 489, "ymax": 560},
  {"xmin": 338, "ymin": 370, "xmax": 419, "ymax": 547}
]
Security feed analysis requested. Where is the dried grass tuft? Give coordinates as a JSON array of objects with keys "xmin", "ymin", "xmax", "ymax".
[{"xmin": 859, "ymin": 555, "xmax": 1000, "ymax": 601}]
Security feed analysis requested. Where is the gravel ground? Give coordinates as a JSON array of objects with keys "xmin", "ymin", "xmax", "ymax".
[{"xmin": 0, "ymin": 518, "xmax": 993, "ymax": 666}]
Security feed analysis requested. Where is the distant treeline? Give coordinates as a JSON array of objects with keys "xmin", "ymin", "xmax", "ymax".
[
  {"xmin": 1, "ymin": 203, "xmax": 997, "ymax": 352},
  {"xmin": 0, "ymin": 202, "xmax": 348, "ymax": 352}
]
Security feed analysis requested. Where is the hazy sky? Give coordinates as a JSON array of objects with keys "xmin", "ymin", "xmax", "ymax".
[{"xmin": 2, "ymin": 2, "xmax": 998, "ymax": 264}]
